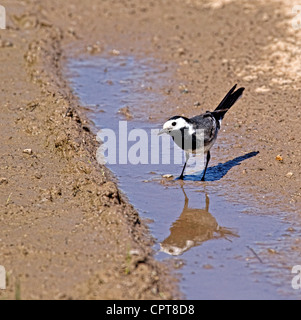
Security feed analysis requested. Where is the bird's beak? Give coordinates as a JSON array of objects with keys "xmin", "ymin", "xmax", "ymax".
[{"xmin": 158, "ymin": 128, "xmax": 169, "ymax": 136}]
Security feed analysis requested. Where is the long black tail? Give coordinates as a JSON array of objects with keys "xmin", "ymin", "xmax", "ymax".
[{"xmin": 213, "ymin": 84, "xmax": 245, "ymax": 120}]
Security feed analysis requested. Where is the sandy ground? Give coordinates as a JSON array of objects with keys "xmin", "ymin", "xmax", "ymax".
[
  {"xmin": 0, "ymin": 0, "xmax": 300, "ymax": 300},
  {"xmin": 0, "ymin": 0, "xmax": 179, "ymax": 300}
]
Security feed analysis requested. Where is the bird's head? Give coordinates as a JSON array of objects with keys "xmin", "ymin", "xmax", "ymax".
[{"xmin": 158, "ymin": 116, "xmax": 192, "ymax": 136}]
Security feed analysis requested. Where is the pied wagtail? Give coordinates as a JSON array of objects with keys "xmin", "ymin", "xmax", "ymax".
[{"xmin": 158, "ymin": 84, "xmax": 245, "ymax": 181}]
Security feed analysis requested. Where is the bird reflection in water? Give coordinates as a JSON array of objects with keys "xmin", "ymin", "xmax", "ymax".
[{"xmin": 160, "ymin": 187, "xmax": 238, "ymax": 256}]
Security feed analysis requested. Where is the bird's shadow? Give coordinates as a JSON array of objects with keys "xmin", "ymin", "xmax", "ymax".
[{"xmin": 181, "ymin": 151, "xmax": 259, "ymax": 182}]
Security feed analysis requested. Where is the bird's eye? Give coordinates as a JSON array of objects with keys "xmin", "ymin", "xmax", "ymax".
[{"xmin": 172, "ymin": 122, "xmax": 177, "ymax": 127}]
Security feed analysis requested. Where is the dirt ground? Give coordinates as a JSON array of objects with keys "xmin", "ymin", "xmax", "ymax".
[{"xmin": 0, "ymin": 0, "xmax": 300, "ymax": 300}]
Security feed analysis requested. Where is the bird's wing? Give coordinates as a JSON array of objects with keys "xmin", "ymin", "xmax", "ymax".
[{"xmin": 190, "ymin": 113, "xmax": 218, "ymax": 144}]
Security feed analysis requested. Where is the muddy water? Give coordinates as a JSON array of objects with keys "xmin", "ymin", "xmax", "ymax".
[{"xmin": 67, "ymin": 55, "xmax": 301, "ymax": 300}]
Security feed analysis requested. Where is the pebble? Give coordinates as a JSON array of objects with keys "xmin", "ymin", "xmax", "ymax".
[
  {"xmin": 23, "ymin": 149, "xmax": 33, "ymax": 155},
  {"xmin": 129, "ymin": 250, "xmax": 141, "ymax": 256},
  {"xmin": 262, "ymin": 13, "xmax": 269, "ymax": 22},
  {"xmin": 0, "ymin": 178, "xmax": 8, "ymax": 185},
  {"xmin": 203, "ymin": 264, "xmax": 214, "ymax": 270},
  {"xmin": 243, "ymin": 75, "xmax": 258, "ymax": 82},
  {"xmin": 0, "ymin": 40, "xmax": 14, "ymax": 48},
  {"xmin": 276, "ymin": 155, "xmax": 283, "ymax": 161},
  {"xmin": 86, "ymin": 42, "xmax": 102, "ymax": 54},
  {"xmin": 162, "ymin": 174, "xmax": 173, "ymax": 179},
  {"xmin": 117, "ymin": 106, "xmax": 133, "ymax": 120},
  {"xmin": 255, "ymin": 86, "xmax": 270, "ymax": 93},
  {"xmin": 287, "ymin": 227, "xmax": 295, "ymax": 232},
  {"xmin": 181, "ymin": 88, "xmax": 189, "ymax": 94},
  {"xmin": 286, "ymin": 172, "xmax": 293, "ymax": 178},
  {"xmin": 35, "ymin": 173, "xmax": 42, "ymax": 179},
  {"xmin": 111, "ymin": 49, "xmax": 120, "ymax": 56},
  {"xmin": 177, "ymin": 47, "xmax": 186, "ymax": 56}
]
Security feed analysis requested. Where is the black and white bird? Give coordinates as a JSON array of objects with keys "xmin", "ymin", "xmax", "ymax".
[{"xmin": 158, "ymin": 84, "xmax": 245, "ymax": 181}]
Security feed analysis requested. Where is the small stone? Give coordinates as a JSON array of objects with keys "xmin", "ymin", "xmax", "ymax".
[
  {"xmin": 262, "ymin": 13, "xmax": 269, "ymax": 22},
  {"xmin": 86, "ymin": 43, "xmax": 102, "ymax": 54},
  {"xmin": 174, "ymin": 261, "xmax": 184, "ymax": 269},
  {"xmin": 268, "ymin": 249, "xmax": 277, "ymax": 255},
  {"xmin": 111, "ymin": 49, "xmax": 120, "ymax": 56},
  {"xmin": 177, "ymin": 47, "xmax": 186, "ymax": 56},
  {"xmin": 35, "ymin": 173, "xmax": 42, "ymax": 179},
  {"xmin": 117, "ymin": 106, "xmax": 133, "ymax": 120},
  {"xmin": 255, "ymin": 86, "xmax": 270, "ymax": 93},
  {"xmin": 287, "ymin": 227, "xmax": 295, "ymax": 232},
  {"xmin": 243, "ymin": 75, "xmax": 258, "ymax": 82},
  {"xmin": 286, "ymin": 172, "xmax": 293, "ymax": 178},
  {"xmin": 178, "ymin": 84, "xmax": 188, "ymax": 92},
  {"xmin": 276, "ymin": 155, "xmax": 283, "ymax": 161},
  {"xmin": 67, "ymin": 27, "xmax": 76, "ymax": 36},
  {"xmin": 0, "ymin": 178, "xmax": 8, "ymax": 185},
  {"xmin": 203, "ymin": 264, "xmax": 214, "ymax": 270},
  {"xmin": 129, "ymin": 250, "xmax": 140, "ymax": 256},
  {"xmin": 0, "ymin": 40, "xmax": 13, "ymax": 48},
  {"xmin": 23, "ymin": 149, "xmax": 33, "ymax": 155},
  {"xmin": 151, "ymin": 287, "xmax": 158, "ymax": 295},
  {"xmin": 162, "ymin": 174, "xmax": 173, "ymax": 179}
]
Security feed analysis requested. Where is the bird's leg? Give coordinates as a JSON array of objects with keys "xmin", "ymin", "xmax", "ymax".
[
  {"xmin": 201, "ymin": 151, "xmax": 211, "ymax": 181},
  {"xmin": 179, "ymin": 152, "xmax": 190, "ymax": 180},
  {"xmin": 180, "ymin": 185, "xmax": 189, "ymax": 210},
  {"xmin": 205, "ymin": 194, "xmax": 210, "ymax": 212}
]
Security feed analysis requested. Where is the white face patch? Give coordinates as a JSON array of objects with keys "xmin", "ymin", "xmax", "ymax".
[{"xmin": 163, "ymin": 118, "xmax": 195, "ymax": 135}]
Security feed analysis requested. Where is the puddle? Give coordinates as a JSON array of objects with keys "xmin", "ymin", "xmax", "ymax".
[{"xmin": 67, "ymin": 55, "xmax": 301, "ymax": 300}]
